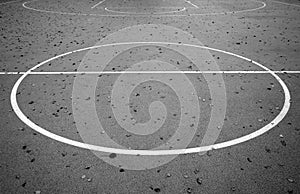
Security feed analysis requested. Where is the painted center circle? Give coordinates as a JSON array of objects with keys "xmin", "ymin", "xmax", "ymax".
[
  {"xmin": 10, "ymin": 45, "xmax": 290, "ymax": 154},
  {"xmin": 10, "ymin": 24, "xmax": 290, "ymax": 170}
]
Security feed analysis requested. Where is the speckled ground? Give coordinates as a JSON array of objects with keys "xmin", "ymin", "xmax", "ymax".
[{"xmin": 0, "ymin": 0, "xmax": 300, "ymax": 193}]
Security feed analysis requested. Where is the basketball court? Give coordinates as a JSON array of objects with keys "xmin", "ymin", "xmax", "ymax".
[{"xmin": 0, "ymin": 0, "xmax": 299, "ymax": 193}]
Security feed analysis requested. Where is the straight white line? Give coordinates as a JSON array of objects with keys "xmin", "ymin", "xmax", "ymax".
[
  {"xmin": 269, "ymin": 0, "xmax": 300, "ymax": 8},
  {"xmin": 91, "ymin": 0, "xmax": 106, "ymax": 9},
  {"xmin": 103, "ymin": 6, "xmax": 187, "ymax": 9},
  {"xmin": 1, "ymin": 71, "xmax": 300, "ymax": 75},
  {"xmin": 184, "ymin": 0, "xmax": 199, "ymax": 8}
]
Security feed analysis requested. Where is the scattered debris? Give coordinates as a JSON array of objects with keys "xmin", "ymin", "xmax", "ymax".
[
  {"xmin": 287, "ymin": 178, "xmax": 295, "ymax": 183},
  {"xmin": 247, "ymin": 157, "xmax": 252, "ymax": 163},
  {"xmin": 109, "ymin": 153, "xmax": 117, "ymax": 158},
  {"xmin": 119, "ymin": 168, "xmax": 125, "ymax": 172},
  {"xmin": 280, "ymin": 140, "xmax": 287, "ymax": 146},
  {"xmin": 21, "ymin": 182, "xmax": 26, "ymax": 187},
  {"xmin": 18, "ymin": 127, "xmax": 25, "ymax": 131},
  {"xmin": 85, "ymin": 165, "xmax": 91, "ymax": 170},
  {"xmin": 206, "ymin": 150, "xmax": 212, "ymax": 156},
  {"xmin": 265, "ymin": 147, "xmax": 271, "ymax": 153},
  {"xmin": 196, "ymin": 178, "xmax": 202, "ymax": 185},
  {"xmin": 194, "ymin": 169, "xmax": 199, "ymax": 174}
]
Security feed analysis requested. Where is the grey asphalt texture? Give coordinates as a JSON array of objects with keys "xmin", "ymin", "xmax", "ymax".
[{"xmin": 0, "ymin": 0, "xmax": 299, "ymax": 193}]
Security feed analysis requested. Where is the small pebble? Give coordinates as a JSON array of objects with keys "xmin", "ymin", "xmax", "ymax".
[
  {"xmin": 109, "ymin": 153, "xmax": 117, "ymax": 158},
  {"xmin": 183, "ymin": 174, "xmax": 189, "ymax": 178},
  {"xmin": 35, "ymin": 191, "xmax": 41, "ymax": 194},
  {"xmin": 187, "ymin": 188, "xmax": 192, "ymax": 193},
  {"xmin": 119, "ymin": 168, "xmax": 125, "ymax": 172},
  {"xmin": 279, "ymin": 134, "xmax": 284, "ymax": 138},
  {"xmin": 280, "ymin": 140, "xmax": 287, "ymax": 146},
  {"xmin": 166, "ymin": 173, "xmax": 171, "ymax": 177},
  {"xmin": 206, "ymin": 150, "xmax": 212, "ymax": 156},
  {"xmin": 81, "ymin": 175, "xmax": 86, "ymax": 179},
  {"xmin": 288, "ymin": 189, "xmax": 293, "ymax": 194},
  {"xmin": 85, "ymin": 165, "xmax": 91, "ymax": 170},
  {"xmin": 196, "ymin": 178, "xmax": 202, "ymax": 185},
  {"xmin": 287, "ymin": 178, "xmax": 295, "ymax": 183},
  {"xmin": 87, "ymin": 178, "xmax": 92, "ymax": 182},
  {"xmin": 258, "ymin": 119, "xmax": 263, "ymax": 122}
]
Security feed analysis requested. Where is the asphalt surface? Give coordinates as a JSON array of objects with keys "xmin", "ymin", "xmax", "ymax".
[{"xmin": 0, "ymin": 0, "xmax": 299, "ymax": 193}]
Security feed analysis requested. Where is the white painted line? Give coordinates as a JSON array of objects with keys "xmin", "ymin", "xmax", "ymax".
[
  {"xmin": 185, "ymin": 0, "xmax": 199, "ymax": 8},
  {"xmin": 0, "ymin": 0, "xmax": 20, "ymax": 5},
  {"xmin": 104, "ymin": 7, "xmax": 186, "ymax": 14},
  {"xmin": 91, "ymin": 0, "xmax": 106, "ymax": 9},
  {"xmin": 22, "ymin": 0, "xmax": 266, "ymax": 17},
  {"xmin": 10, "ymin": 41, "xmax": 291, "ymax": 156},
  {"xmin": 269, "ymin": 0, "xmax": 300, "ymax": 8},
  {"xmin": 1, "ymin": 71, "xmax": 300, "ymax": 75},
  {"xmin": 103, "ymin": 6, "xmax": 187, "ymax": 9}
]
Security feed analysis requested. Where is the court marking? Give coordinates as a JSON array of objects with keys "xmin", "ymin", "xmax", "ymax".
[
  {"xmin": 91, "ymin": 0, "xmax": 106, "ymax": 9},
  {"xmin": 100, "ymin": 6, "xmax": 190, "ymax": 9},
  {"xmin": 0, "ymin": 0, "xmax": 21, "ymax": 5},
  {"xmin": 269, "ymin": 0, "xmax": 300, "ymax": 8},
  {"xmin": 10, "ymin": 41, "xmax": 291, "ymax": 156},
  {"xmin": 185, "ymin": 0, "xmax": 199, "ymax": 8},
  {"xmin": 1, "ymin": 70, "xmax": 300, "ymax": 75},
  {"xmin": 22, "ymin": 0, "xmax": 266, "ymax": 17},
  {"xmin": 104, "ymin": 7, "xmax": 186, "ymax": 14}
]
